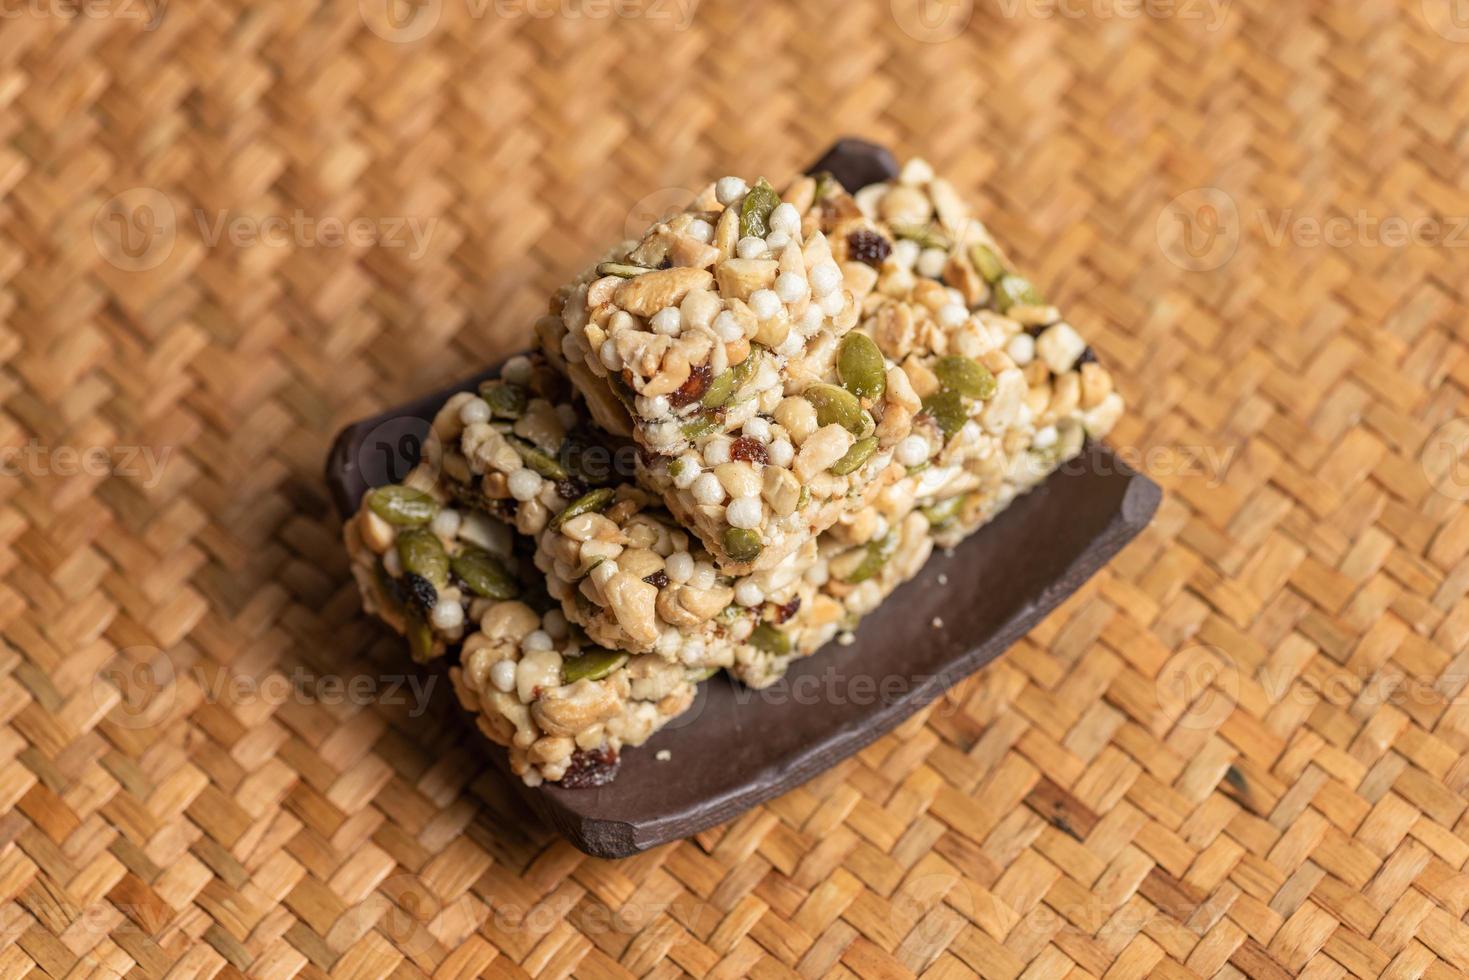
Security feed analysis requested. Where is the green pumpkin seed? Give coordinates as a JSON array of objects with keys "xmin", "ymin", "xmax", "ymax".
[
  {"xmin": 892, "ymin": 222, "xmax": 952, "ymax": 251},
  {"xmin": 406, "ymin": 615, "xmax": 435, "ymax": 663},
  {"xmin": 702, "ymin": 369, "xmax": 735, "ymax": 408},
  {"xmin": 723, "ymin": 527, "xmax": 763, "ymax": 563},
  {"xmin": 969, "ymin": 244, "xmax": 1006, "ymax": 284},
  {"xmin": 450, "ymin": 547, "xmax": 519, "ymax": 599},
  {"xmin": 802, "ymin": 383, "xmax": 865, "ymax": 434},
  {"xmin": 511, "ymin": 438, "xmax": 568, "ymax": 480},
  {"xmin": 562, "ymin": 649, "xmax": 629, "ymax": 684},
  {"xmin": 994, "ymin": 275, "xmax": 1042, "ymax": 314},
  {"xmin": 749, "ymin": 623, "xmax": 791, "ymax": 656},
  {"xmin": 830, "ymin": 436, "xmax": 879, "ymax": 475},
  {"xmin": 921, "ymin": 389, "xmax": 968, "ymax": 440},
  {"xmin": 597, "ymin": 262, "xmax": 652, "ymax": 278},
  {"xmin": 797, "ymin": 485, "xmax": 811, "ymax": 510},
  {"xmin": 681, "ymin": 412, "xmax": 721, "ymax": 440},
  {"xmin": 841, "ymin": 532, "xmax": 897, "ymax": 584},
  {"xmin": 934, "ymin": 356, "xmax": 996, "ymax": 400},
  {"xmin": 478, "ymin": 381, "xmax": 527, "ymax": 419},
  {"xmin": 690, "ymin": 665, "xmax": 721, "ymax": 682},
  {"xmin": 551, "ymin": 488, "xmax": 617, "ymax": 531},
  {"xmin": 921, "ymin": 496, "xmax": 964, "ymax": 529},
  {"xmin": 398, "ymin": 529, "xmax": 449, "ymax": 588},
  {"xmin": 367, "ymin": 485, "xmax": 438, "ymax": 527},
  {"xmin": 739, "ymin": 178, "xmax": 780, "ymax": 240},
  {"xmin": 837, "ymin": 333, "xmax": 887, "ymax": 400},
  {"xmin": 729, "ymin": 350, "xmax": 762, "ymax": 390}
]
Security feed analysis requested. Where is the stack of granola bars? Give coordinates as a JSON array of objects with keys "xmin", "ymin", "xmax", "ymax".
[{"xmin": 342, "ymin": 158, "xmax": 1124, "ymax": 786}]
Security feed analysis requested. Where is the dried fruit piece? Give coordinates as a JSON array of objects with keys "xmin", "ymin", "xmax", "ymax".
[
  {"xmin": 551, "ymin": 488, "xmax": 616, "ymax": 531},
  {"xmin": 847, "ymin": 229, "xmax": 892, "ymax": 267},
  {"xmin": 403, "ymin": 571, "xmax": 438, "ymax": 616},
  {"xmin": 560, "ymin": 747, "xmax": 621, "ymax": 788},
  {"xmin": 562, "ymin": 650, "xmax": 629, "ymax": 684},
  {"xmin": 723, "ymin": 527, "xmax": 763, "ymax": 562},
  {"xmin": 934, "ymin": 356, "xmax": 997, "ymax": 400},
  {"xmin": 837, "ymin": 332, "xmax": 886, "ymax": 400},
  {"xmin": 730, "ymin": 437, "xmax": 770, "ymax": 465},
  {"xmin": 451, "ymin": 547, "xmax": 519, "ymax": 599},
  {"xmin": 830, "ymin": 436, "xmax": 878, "ymax": 475},
  {"xmin": 367, "ymin": 485, "xmax": 437, "ymax": 527},
  {"xmin": 669, "ymin": 363, "xmax": 712, "ymax": 408},
  {"xmin": 739, "ymin": 178, "xmax": 780, "ymax": 239}
]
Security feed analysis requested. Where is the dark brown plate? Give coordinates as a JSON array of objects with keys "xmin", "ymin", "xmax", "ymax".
[{"xmin": 324, "ymin": 140, "xmax": 1161, "ymax": 857}]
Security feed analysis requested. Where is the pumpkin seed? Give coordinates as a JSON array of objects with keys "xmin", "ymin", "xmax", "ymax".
[
  {"xmin": 921, "ymin": 496, "xmax": 964, "ymax": 529},
  {"xmin": 367, "ymin": 485, "xmax": 437, "ymax": 527},
  {"xmin": 837, "ymin": 333, "xmax": 886, "ymax": 400},
  {"xmin": 397, "ymin": 529, "xmax": 449, "ymax": 588},
  {"xmin": 891, "ymin": 222, "xmax": 951, "ymax": 251},
  {"xmin": 562, "ymin": 649, "xmax": 629, "ymax": 684},
  {"xmin": 511, "ymin": 438, "xmax": 568, "ymax": 479},
  {"xmin": 739, "ymin": 178, "xmax": 780, "ymax": 240},
  {"xmin": 802, "ymin": 383, "xmax": 865, "ymax": 434},
  {"xmin": 406, "ymin": 615, "xmax": 435, "ymax": 663},
  {"xmin": 701, "ymin": 369, "xmax": 734, "ymax": 408},
  {"xmin": 749, "ymin": 623, "xmax": 791, "ymax": 656},
  {"xmin": 690, "ymin": 665, "xmax": 721, "ymax": 682},
  {"xmin": 551, "ymin": 488, "xmax": 616, "ymax": 531},
  {"xmin": 841, "ymin": 531, "xmax": 897, "ymax": 584},
  {"xmin": 830, "ymin": 436, "xmax": 878, "ymax": 475},
  {"xmin": 681, "ymin": 412, "xmax": 721, "ymax": 440},
  {"xmin": 921, "ymin": 389, "xmax": 968, "ymax": 440},
  {"xmin": 969, "ymin": 243, "xmax": 1006, "ymax": 284},
  {"xmin": 450, "ymin": 547, "xmax": 519, "ymax": 599},
  {"xmin": 723, "ymin": 527, "xmax": 763, "ymax": 563},
  {"xmin": 994, "ymin": 275, "xmax": 1042, "ymax": 313},
  {"xmin": 934, "ymin": 356, "xmax": 996, "ymax": 400},
  {"xmin": 478, "ymin": 380, "xmax": 527, "ymax": 419},
  {"xmin": 797, "ymin": 485, "xmax": 811, "ymax": 510},
  {"xmin": 597, "ymin": 262, "xmax": 652, "ymax": 278},
  {"xmin": 812, "ymin": 171, "xmax": 839, "ymax": 201}
]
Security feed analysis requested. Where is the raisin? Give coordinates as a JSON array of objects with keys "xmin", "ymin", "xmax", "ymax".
[
  {"xmin": 668, "ymin": 363, "xmax": 713, "ymax": 408},
  {"xmin": 729, "ymin": 436, "xmax": 770, "ymax": 465},
  {"xmin": 403, "ymin": 572, "xmax": 438, "ymax": 617},
  {"xmin": 775, "ymin": 595, "xmax": 802, "ymax": 624},
  {"xmin": 643, "ymin": 570, "xmax": 670, "ymax": 589},
  {"xmin": 847, "ymin": 229, "xmax": 892, "ymax": 267},
  {"xmin": 561, "ymin": 747, "xmax": 621, "ymax": 788},
  {"xmin": 555, "ymin": 477, "xmax": 587, "ymax": 500},
  {"xmin": 1077, "ymin": 347, "xmax": 1098, "ymax": 365}
]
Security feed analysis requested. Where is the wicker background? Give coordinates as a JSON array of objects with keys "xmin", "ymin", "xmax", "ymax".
[{"xmin": 5, "ymin": 0, "xmax": 1469, "ymax": 975}]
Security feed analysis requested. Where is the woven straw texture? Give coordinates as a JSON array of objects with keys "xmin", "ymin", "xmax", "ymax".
[{"xmin": 6, "ymin": 0, "xmax": 1469, "ymax": 975}]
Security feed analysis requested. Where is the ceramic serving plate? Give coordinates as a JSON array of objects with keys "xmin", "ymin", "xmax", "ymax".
[{"xmin": 325, "ymin": 140, "xmax": 1161, "ymax": 858}]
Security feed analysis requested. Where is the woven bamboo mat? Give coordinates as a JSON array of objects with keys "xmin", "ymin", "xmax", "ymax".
[{"xmin": 4, "ymin": 0, "xmax": 1469, "ymax": 975}]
